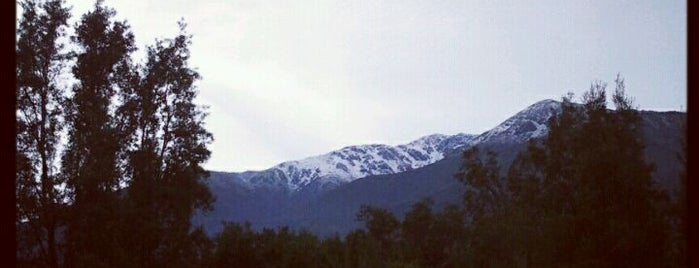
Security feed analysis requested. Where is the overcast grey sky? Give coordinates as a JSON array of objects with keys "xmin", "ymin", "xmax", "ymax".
[{"xmin": 62, "ymin": 0, "xmax": 685, "ymax": 172}]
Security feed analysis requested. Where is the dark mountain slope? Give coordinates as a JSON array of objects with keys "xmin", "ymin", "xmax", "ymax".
[{"xmin": 195, "ymin": 102, "xmax": 685, "ymax": 237}]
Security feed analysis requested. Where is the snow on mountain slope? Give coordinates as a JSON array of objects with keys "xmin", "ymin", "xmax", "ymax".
[
  {"xmin": 471, "ymin": 99, "xmax": 561, "ymax": 145},
  {"xmin": 239, "ymin": 133, "xmax": 476, "ymax": 192},
  {"xmin": 224, "ymin": 99, "xmax": 562, "ymax": 193}
]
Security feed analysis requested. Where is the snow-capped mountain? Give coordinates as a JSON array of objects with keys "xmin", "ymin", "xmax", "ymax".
[
  {"xmin": 198, "ymin": 99, "xmax": 685, "ymax": 236},
  {"xmin": 471, "ymin": 99, "xmax": 561, "ymax": 145},
  {"xmin": 225, "ymin": 99, "xmax": 564, "ymax": 193},
  {"xmin": 236, "ymin": 133, "xmax": 476, "ymax": 192}
]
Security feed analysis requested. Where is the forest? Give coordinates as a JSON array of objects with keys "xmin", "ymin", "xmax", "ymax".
[{"xmin": 16, "ymin": 0, "xmax": 686, "ymax": 267}]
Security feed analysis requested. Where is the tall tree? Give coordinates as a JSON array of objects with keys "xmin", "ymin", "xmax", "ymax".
[
  {"xmin": 457, "ymin": 75, "xmax": 674, "ymax": 267},
  {"xmin": 401, "ymin": 198, "xmax": 433, "ymax": 265},
  {"xmin": 15, "ymin": 0, "xmax": 71, "ymax": 266},
  {"xmin": 456, "ymin": 146, "xmax": 520, "ymax": 266},
  {"xmin": 60, "ymin": 1, "xmax": 136, "ymax": 266},
  {"xmin": 540, "ymin": 77, "xmax": 670, "ymax": 266},
  {"xmin": 117, "ymin": 20, "xmax": 214, "ymax": 267}
]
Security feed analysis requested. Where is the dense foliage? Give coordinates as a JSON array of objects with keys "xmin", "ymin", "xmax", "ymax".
[
  {"xmin": 454, "ymin": 78, "xmax": 685, "ymax": 267},
  {"xmin": 17, "ymin": 1, "xmax": 686, "ymax": 267},
  {"xmin": 204, "ymin": 200, "xmax": 468, "ymax": 268},
  {"xmin": 17, "ymin": 1, "xmax": 212, "ymax": 267}
]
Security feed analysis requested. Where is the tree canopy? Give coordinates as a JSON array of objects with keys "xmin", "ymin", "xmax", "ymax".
[
  {"xmin": 455, "ymin": 76, "xmax": 681, "ymax": 267},
  {"xmin": 16, "ymin": 1, "xmax": 212, "ymax": 267}
]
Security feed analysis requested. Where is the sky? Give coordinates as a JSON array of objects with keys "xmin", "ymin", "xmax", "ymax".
[{"xmin": 53, "ymin": 0, "xmax": 685, "ymax": 172}]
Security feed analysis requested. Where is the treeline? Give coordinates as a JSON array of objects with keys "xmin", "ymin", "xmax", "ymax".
[
  {"xmin": 203, "ymin": 201, "xmax": 467, "ymax": 268},
  {"xmin": 17, "ymin": 1, "xmax": 686, "ymax": 267}
]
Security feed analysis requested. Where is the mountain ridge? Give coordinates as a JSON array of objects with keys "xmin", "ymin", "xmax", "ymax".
[
  {"xmin": 214, "ymin": 99, "xmax": 566, "ymax": 193},
  {"xmin": 217, "ymin": 132, "xmax": 478, "ymax": 192},
  {"xmin": 196, "ymin": 99, "xmax": 686, "ymax": 236}
]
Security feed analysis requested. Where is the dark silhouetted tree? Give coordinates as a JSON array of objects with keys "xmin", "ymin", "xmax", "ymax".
[
  {"xmin": 457, "ymin": 75, "xmax": 675, "ymax": 267},
  {"xmin": 15, "ymin": 0, "xmax": 71, "ymax": 266},
  {"xmin": 356, "ymin": 205, "xmax": 400, "ymax": 260},
  {"xmin": 401, "ymin": 198, "xmax": 433, "ymax": 265},
  {"xmin": 116, "ymin": 19, "xmax": 214, "ymax": 268},
  {"xmin": 17, "ymin": 1, "xmax": 215, "ymax": 267},
  {"xmin": 456, "ymin": 146, "xmax": 519, "ymax": 266},
  {"xmin": 60, "ymin": 1, "xmax": 136, "ymax": 266},
  {"xmin": 345, "ymin": 229, "xmax": 382, "ymax": 267}
]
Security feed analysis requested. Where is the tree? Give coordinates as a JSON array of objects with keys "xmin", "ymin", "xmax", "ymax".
[
  {"xmin": 456, "ymin": 146, "xmax": 521, "ymax": 267},
  {"xmin": 344, "ymin": 229, "xmax": 382, "ymax": 267},
  {"xmin": 210, "ymin": 222, "xmax": 260, "ymax": 268},
  {"xmin": 117, "ymin": 20, "xmax": 214, "ymax": 267},
  {"xmin": 401, "ymin": 198, "xmax": 433, "ymax": 265},
  {"xmin": 60, "ymin": 1, "xmax": 136, "ymax": 266},
  {"xmin": 356, "ymin": 205, "xmax": 400, "ymax": 259},
  {"xmin": 537, "ymin": 77, "xmax": 670, "ymax": 267},
  {"xmin": 456, "ymin": 147, "xmax": 508, "ymax": 224},
  {"xmin": 15, "ymin": 0, "xmax": 71, "ymax": 266},
  {"xmin": 427, "ymin": 205, "xmax": 466, "ymax": 267},
  {"xmin": 16, "ymin": 0, "xmax": 215, "ymax": 266},
  {"xmin": 456, "ymin": 75, "xmax": 675, "ymax": 267}
]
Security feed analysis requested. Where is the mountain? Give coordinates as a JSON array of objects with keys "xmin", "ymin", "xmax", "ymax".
[
  {"xmin": 220, "ymin": 132, "xmax": 477, "ymax": 193},
  {"xmin": 471, "ymin": 99, "xmax": 560, "ymax": 145},
  {"xmin": 195, "ymin": 99, "xmax": 686, "ymax": 236},
  {"xmin": 194, "ymin": 132, "xmax": 477, "ymax": 235}
]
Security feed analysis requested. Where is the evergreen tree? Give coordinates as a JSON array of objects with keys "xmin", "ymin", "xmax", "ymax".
[{"xmin": 15, "ymin": 0, "xmax": 71, "ymax": 266}]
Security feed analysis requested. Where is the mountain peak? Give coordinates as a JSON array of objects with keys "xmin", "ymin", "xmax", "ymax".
[
  {"xmin": 522, "ymin": 99, "xmax": 561, "ymax": 113},
  {"xmin": 532, "ymin": 98, "xmax": 560, "ymax": 105},
  {"xmin": 226, "ymin": 99, "xmax": 563, "ymax": 193},
  {"xmin": 472, "ymin": 99, "xmax": 562, "ymax": 145}
]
